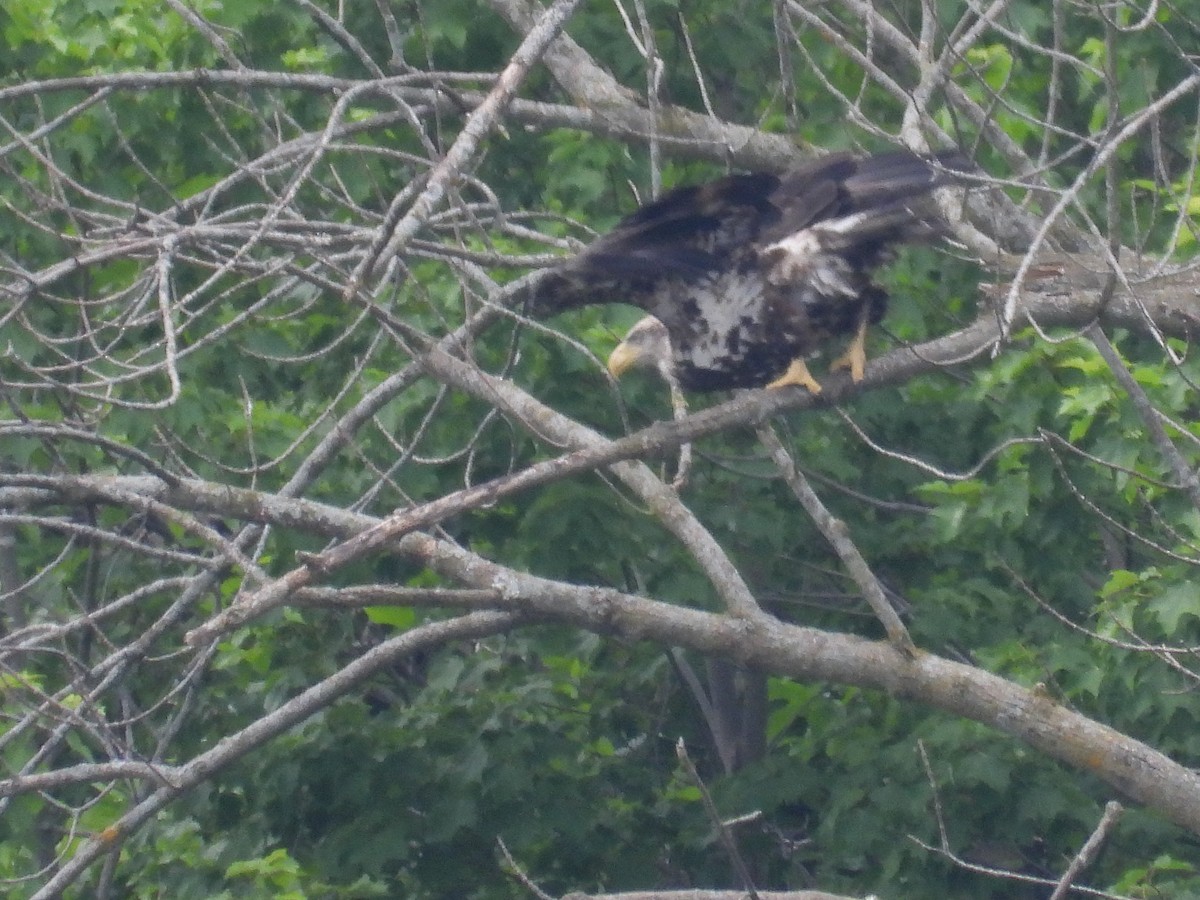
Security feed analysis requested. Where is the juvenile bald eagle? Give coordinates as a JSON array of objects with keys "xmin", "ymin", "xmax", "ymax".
[{"xmin": 531, "ymin": 151, "xmax": 967, "ymax": 393}]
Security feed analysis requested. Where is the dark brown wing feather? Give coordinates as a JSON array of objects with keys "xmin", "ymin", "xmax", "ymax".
[{"xmin": 532, "ymin": 172, "xmax": 780, "ymax": 293}]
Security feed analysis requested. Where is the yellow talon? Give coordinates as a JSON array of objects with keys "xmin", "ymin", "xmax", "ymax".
[
  {"xmin": 765, "ymin": 358, "xmax": 823, "ymax": 393},
  {"xmin": 830, "ymin": 315, "xmax": 869, "ymax": 382}
]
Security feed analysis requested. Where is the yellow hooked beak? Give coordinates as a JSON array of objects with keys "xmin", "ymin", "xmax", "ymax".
[{"xmin": 606, "ymin": 340, "xmax": 641, "ymax": 378}]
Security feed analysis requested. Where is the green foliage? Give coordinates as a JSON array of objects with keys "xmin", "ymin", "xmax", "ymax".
[
  {"xmin": 7, "ymin": 0, "xmax": 1200, "ymax": 897},
  {"xmin": 3, "ymin": 0, "xmax": 203, "ymax": 72}
]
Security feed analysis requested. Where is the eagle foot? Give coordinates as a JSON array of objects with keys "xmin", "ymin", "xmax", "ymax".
[
  {"xmin": 766, "ymin": 358, "xmax": 823, "ymax": 394},
  {"xmin": 829, "ymin": 318, "xmax": 869, "ymax": 382}
]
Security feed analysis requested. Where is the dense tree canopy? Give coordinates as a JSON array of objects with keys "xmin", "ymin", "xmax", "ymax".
[{"xmin": 3, "ymin": 0, "xmax": 1200, "ymax": 897}]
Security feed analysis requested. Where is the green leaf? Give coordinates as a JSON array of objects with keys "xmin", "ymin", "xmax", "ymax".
[
  {"xmin": 364, "ymin": 605, "xmax": 417, "ymax": 629},
  {"xmin": 1099, "ymin": 569, "xmax": 1141, "ymax": 598},
  {"xmin": 1147, "ymin": 582, "xmax": 1200, "ymax": 632}
]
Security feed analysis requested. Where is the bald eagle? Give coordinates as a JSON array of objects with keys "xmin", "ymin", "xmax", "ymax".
[{"xmin": 531, "ymin": 151, "xmax": 967, "ymax": 393}]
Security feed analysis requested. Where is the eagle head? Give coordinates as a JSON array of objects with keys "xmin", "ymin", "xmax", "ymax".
[{"xmin": 607, "ymin": 315, "xmax": 673, "ymax": 380}]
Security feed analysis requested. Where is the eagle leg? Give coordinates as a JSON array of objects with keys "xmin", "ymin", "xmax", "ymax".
[
  {"xmin": 765, "ymin": 358, "xmax": 823, "ymax": 393},
  {"xmin": 829, "ymin": 313, "xmax": 869, "ymax": 382}
]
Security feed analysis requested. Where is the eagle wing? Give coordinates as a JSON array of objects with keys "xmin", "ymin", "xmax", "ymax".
[{"xmin": 545, "ymin": 172, "xmax": 780, "ymax": 284}]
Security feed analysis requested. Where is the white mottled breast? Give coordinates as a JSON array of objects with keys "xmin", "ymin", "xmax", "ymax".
[{"xmin": 672, "ymin": 267, "xmax": 767, "ymax": 371}]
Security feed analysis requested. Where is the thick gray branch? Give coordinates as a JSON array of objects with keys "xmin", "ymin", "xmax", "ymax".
[{"xmin": 12, "ymin": 472, "xmax": 1200, "ymax": 838}]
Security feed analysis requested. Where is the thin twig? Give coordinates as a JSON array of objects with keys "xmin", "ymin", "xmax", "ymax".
[
  {"xmin": 675, "ymin": 738, "xmax": 760, "ymax": 900},
  {"xmin": 1049, "ymin": 801, "xmax": 1124, "ymax": 900},
  {"xmin": 756, "ymin": 424, "xmax": 915, "ymax": 655},
  {"xmin": 496, "ymin": 837, "xmax": 555, "ymax": 900}
]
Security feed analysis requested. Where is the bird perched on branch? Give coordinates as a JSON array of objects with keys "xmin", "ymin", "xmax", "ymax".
[{"xmin": 531, "ymin": 150, "xmax": 968, "ymax": 394}]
